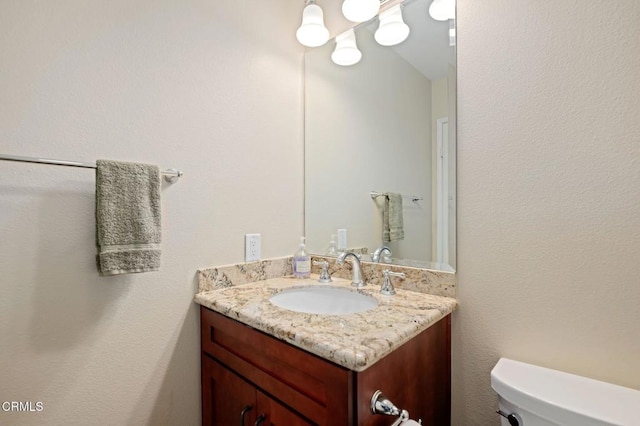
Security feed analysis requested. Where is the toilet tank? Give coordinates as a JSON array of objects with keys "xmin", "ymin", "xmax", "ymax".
[{"xmin": 491, "ymin": 358, "xmax": 640, "ymax": 426}]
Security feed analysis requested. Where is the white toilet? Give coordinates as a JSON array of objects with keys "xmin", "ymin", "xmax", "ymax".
[{"xmin": 491, "ymin": 358, "xmax": 640, "ymax": 425}]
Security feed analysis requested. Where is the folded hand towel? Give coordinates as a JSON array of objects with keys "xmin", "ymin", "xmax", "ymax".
[
  {"xmin": 96, "ymin": 160, "xmax": 161, "ymax": 276},
  {"xmin": 383, "ymin": 192, "xmax": 404, "ymax": 242}
]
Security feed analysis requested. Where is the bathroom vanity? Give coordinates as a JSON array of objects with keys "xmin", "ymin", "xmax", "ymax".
[{"xmin": 196, "ymin": 275, "xmax": 457, "ymax": 425}]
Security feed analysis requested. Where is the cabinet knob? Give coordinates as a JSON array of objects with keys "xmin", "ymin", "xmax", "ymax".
[
  {"xmin": 240, "ymin": 404, "xmax": 252, "ymax": 426},
  {"xmin": 255, "ymin": 414, "xmax": 267, "ymax": 426}
]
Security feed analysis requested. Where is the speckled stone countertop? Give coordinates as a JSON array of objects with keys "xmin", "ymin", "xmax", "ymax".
[{"xmin": 195, "ymin": 275, "xmax": 457, "ymax": 372}]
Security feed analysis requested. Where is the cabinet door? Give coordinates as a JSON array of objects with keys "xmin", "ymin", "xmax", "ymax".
[
  {"xmin": 201, "ymin": 308, "xmax": 353, "ymax": 424},
  {"xmin": 255, "ymin": 391, "xmax": 312, "ymax": 426},
  {"xmin": 202, "ymin": 356, "xmax": 257, "ymax": 426}
]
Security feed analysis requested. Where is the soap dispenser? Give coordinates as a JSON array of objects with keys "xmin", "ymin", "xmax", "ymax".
[
  {"xmin": 293, "ymin": 237, "xmax": 311, "ymax": 279},
  {"xmin": 326, "ymin": 234, "xmax": 338, "ymax": 256}
]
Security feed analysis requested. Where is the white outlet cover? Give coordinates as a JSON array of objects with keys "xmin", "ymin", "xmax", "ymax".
[
  {"xmin": 337, "ymin": 229, "xmax": 347, "ymax": 250},
  {"xmin": 245, "ymin": 233, "xmax": 261, "ymax": 262}
]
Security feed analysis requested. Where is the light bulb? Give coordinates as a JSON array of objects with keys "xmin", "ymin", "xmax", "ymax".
[
  {"xmin": 342, "ymin": 0, "xmax": 380, "ymax": 23},
  {"xmin": 331, "ymin": 29, "xmax": 362, "ymax": 66},
  {"xmin": 296, "ymin": 3, "xmax": 330, "ymax": 47},
  {"xmin": 429, "ymin": 0, "xmax": 455, "ymax": 21},
  {"xmin": 374, "ymin": 5, "xmax": 410, "ymax": 46}
]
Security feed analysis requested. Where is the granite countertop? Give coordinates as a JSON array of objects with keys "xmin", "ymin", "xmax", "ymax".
[{"xmin": 195, "ymin": 275, "xmax": 457, "ymax": 372}]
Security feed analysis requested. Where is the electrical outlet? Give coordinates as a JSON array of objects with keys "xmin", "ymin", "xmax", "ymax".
[{"xmin": 245, "ymin": 233, "xmax": 261, "ymax": 262}]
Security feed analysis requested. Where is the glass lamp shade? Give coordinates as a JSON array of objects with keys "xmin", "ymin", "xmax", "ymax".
[
  {"xmin": 296, "ymin": 3, "xmax": 330, "ymax": 47},
  {"xmin": 342, "ymin": 0, "xmax": 380, "ymax": 23},
  {"xmin": 331, "ymin": 29, "xmax": 362, "ymax": 66},
  {"xmin": 374, "ymin": 5, "xmax": 410, "ymax": 46},
  {"xmin": 429, "ymin": 0, "xmax": 455, "ymax": 21}
]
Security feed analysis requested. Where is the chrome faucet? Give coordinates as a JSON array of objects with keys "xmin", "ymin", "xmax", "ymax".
[
  {"xmin": 336, "ymin": 252, "xmax": 365, "ymax": 288},
  {"xmin": 372, "ymin": 245, "xmax": 392, "ymax": 263}
]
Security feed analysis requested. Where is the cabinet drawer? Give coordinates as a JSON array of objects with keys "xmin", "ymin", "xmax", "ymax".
[{"xmin": 201, "ymin": 307, "xmax": 353, "ymax": 425}]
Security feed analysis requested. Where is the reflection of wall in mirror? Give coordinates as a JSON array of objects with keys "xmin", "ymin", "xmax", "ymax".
[{"xmin": 305, "ymin": 30, "xmax": 434, "ymax": 261}]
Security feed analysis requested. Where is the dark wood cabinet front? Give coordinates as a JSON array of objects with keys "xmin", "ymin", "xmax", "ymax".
[
  {"xmin": 200, "ymin": 307, "xmax": 450, "ymax": 426},
  {"xmin": 203, "ymin": 355, "xmax": 257, "ymax": 425}
]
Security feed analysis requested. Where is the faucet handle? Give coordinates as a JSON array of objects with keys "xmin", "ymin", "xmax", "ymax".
[
  {"xmin": 381, "ymin": 269, "xmax": 405, "ymax": 296},
  {"xmin": 312, "ymin": 260, "xmax": 333, "ymax": 283}
]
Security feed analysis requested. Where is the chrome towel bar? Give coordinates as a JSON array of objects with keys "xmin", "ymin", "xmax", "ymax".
[
  {"xmin": 371, "ymin": 390, "xmax": 422, "ymax": 426},
  {"xmin": 0, "ymin": 154, "xmax": 183, "ymax": 183},
  {"xmin": 370, "ymin": 191, "xmax": 423, "ymax": 202}
]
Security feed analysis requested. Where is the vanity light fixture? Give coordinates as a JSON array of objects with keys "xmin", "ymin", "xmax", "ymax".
[
  {"xmin": 374, "ymin": 5, "xmax": 410, "ymax": 46},
  {"xmin": 301, "ymin": 0, "xmax": 455, "ymax": 64},
  {"xmin": 331, "ymin": 29, "xmax": 362, "ymax": 66},
  {"xmin": 428, "ymin": 0, "xmax": 455, "ymax": 21},
  {"xmin": 296, "ymin": 0, "xmax": 330, "ymax": 47},
  {"xmin": 342, "ymin": 0, "xmax": 380, "ymax": 23}
]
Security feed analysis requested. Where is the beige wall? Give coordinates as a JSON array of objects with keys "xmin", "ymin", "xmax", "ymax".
[
  {"xmin": 0, "ymin": 1, "xmax": 302, "ymax": 424},
  {"xmin": 454, "ymin": 0, "xmax": 640, "ymax": 424}
]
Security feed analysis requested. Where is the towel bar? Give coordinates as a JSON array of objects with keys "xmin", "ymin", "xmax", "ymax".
[
  {"xmin": 0, "ymin": 154, "xmax": 182, "ymax": 183},
  {"xmin": 370, "ymin": 390, "xmax": 422, "ymax": 425},
  {"xmin": 370, "ymin": 191, "xmax": 422, "ymax": 202}
]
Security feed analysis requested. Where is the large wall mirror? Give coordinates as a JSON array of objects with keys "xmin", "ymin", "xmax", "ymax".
[{"xmin": 304, "ymin": 0, "xmax": 456, "ymax": 272}]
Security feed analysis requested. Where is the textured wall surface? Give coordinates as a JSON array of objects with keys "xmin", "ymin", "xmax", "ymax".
[
  {"xmin": 0, "ymin": 1, "xmax": 303, "ymax": 424},
  {"xmin": 454, "ymin": 0, "xmax": 640, "ymax": 424}
]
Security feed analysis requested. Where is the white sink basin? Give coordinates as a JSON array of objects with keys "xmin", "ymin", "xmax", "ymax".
[{"xmin": 269, "ymin": 286, "xmax": 378, "ymax": 315}]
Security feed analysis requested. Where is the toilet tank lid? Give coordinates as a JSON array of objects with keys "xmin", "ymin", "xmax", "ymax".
[{"xmin": 491, "ymin": 358, "xmax": 640, "ymax": 426}]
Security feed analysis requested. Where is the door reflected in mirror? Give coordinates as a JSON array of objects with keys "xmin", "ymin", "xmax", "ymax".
[{"xmin": 304, "ymin": 0, "xmax": 456, "ymax": 271}]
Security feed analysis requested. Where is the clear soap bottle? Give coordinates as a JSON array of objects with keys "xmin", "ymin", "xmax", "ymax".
[
  {"xmin": 293, "ymin": 237, "xmax": 311, "ymax": 279},
  {"xmin": 326, "ymin": 234, "xmax": 338, "ymax": 256}
]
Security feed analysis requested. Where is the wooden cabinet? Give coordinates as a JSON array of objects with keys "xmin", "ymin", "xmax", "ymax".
[
  {"xmin": 202, "ymin": 355, "xmax": 255, "ymax": 425},
  {"xmin": 202, "ymin": 355, "xmax": 309, "ymax": 425},
  {"xmin": 200, "ymin": 307, "xmax": 450, "ymax": 425},
  {"xmin": 255, "ymin": 391, "xmax": 310, "ymax": 426}
]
